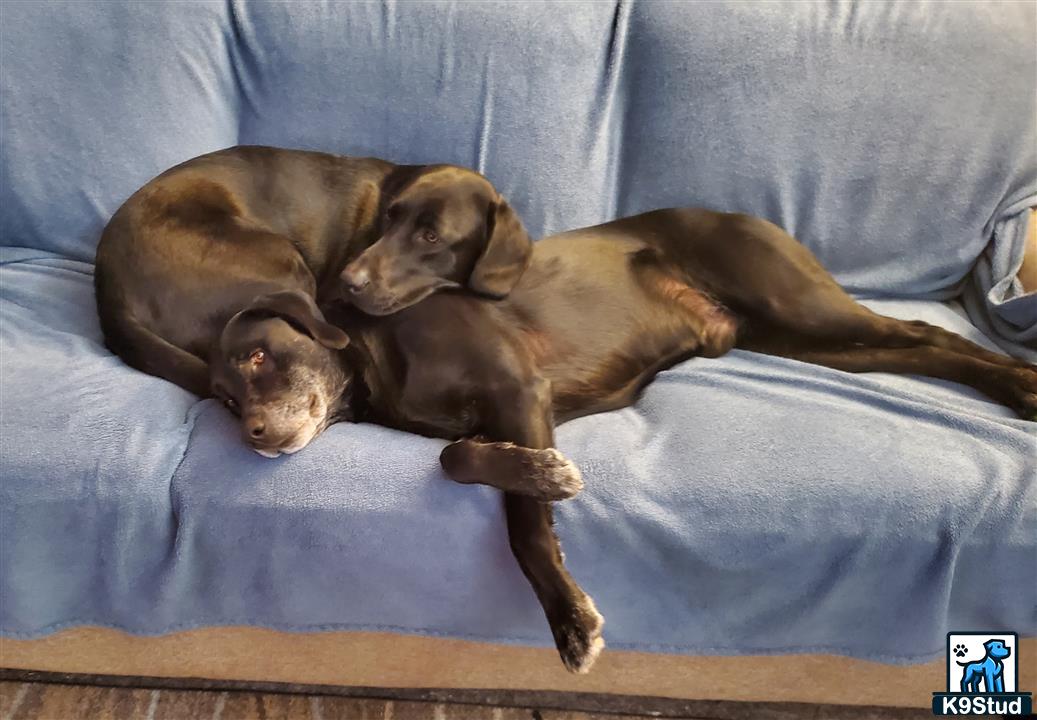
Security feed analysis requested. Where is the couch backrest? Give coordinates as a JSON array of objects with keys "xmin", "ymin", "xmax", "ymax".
[{"xmin": 2, "ymin": 1, "xmax": 1033, "ymax": 296}]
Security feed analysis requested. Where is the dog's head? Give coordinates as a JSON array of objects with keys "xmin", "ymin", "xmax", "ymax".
[
  {"xmin": 339, "ymin": 164, "xmax": 532, "ymax": 315},
  {"xmin": 983, "ymin": 640, "xmax": 1011, "ymax": 660},
  {"xmin": 211, "ymin": 290, "xmax": 352, "ymax": 457}
]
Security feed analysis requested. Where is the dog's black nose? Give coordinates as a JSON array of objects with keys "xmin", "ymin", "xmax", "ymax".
[
  {"xmin": 342, "ymin": 267, "xmax": 371, "ymax": 293},
  {"xmin": 248, "ymin": 421, "xmax": 265, "ymax": 438}
]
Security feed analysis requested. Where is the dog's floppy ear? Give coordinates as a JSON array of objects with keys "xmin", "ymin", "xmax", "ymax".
[
  {"xmin": 240, "ymin": 290, "xmax": 350, "ymax": 350},
  {"xmin": 468, "ymin": 197, "xmax": 532, "ymax": 298}
]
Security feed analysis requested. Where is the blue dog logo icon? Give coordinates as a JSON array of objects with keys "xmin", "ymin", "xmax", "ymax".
[
  {"xmin": 957, "ymin": 639, "xmax": 1010, "ymax": 693},
  {"xmin": 933, "ymin": 632, "xmax": 1031, "ymax": 716}
]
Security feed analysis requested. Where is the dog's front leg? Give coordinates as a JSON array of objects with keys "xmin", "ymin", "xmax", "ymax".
[
  {"xmin": 439, "ymin": 437, "xmax": 583, "ymax": 500},
  {"xmin": 984, "ymin": 667, "xmax": 999, "ymax": 693},
  {"xmin": 441, "ymin": 375, "xmax": 604, "ymax": 673},
  {"xmin": 439, "ymin": 376, "xmax": 582, "ymax": 501},
  {"xmin": 504, "ymin": 494, "xmax": 604, "ymax": 674}
]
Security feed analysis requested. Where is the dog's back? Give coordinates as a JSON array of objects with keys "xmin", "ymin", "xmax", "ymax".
[{"xmin": 94, "ymin": 145, "xmax": 391, "ymax": 396}]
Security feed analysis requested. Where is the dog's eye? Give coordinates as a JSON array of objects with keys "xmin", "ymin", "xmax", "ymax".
[
  {"xmin": 422, "ymin": 230, "xmax": 439, "ymax": 244},
  {"xmin": 385, "ymin": 205, "xmax": 398, "ymax": 221},
  {"xmin": 225, "ymin": 398, "xmax": 239, "ymax": 415},
  {"xmin": 249, "ymin": 349, "xmax": 265, "ymax": 365}
]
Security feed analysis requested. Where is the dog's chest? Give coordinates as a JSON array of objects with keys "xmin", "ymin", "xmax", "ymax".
[{"xmin": 363, "ymin": 355, "xmax": 479, "ymax": 441}]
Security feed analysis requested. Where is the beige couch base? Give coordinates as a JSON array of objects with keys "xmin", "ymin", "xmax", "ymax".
[{"xmin": 7, "ymin": 628, "xmax": 1032, "ymax": 708}]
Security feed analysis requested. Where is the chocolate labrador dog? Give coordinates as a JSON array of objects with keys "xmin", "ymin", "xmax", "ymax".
[
  {"xmin": 212, "ymin": 166, "xmax": 1037, "ymax": 673},
  {"xmin": 96, "ymin": 144, "xmax": 422, "ymax": 405},
  {"xmin": 338, "ymin": 171, "xmax": 1037, "ymax": 420}
]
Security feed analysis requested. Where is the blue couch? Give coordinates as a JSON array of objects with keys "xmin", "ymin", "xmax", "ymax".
[{"xmin": 1, "ymin": 0, "xmax": 1034, "ymax": 686}]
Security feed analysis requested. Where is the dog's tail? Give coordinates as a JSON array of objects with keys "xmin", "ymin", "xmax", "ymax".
[{"xmin": 94, "ymin": 263, "xmax": 211, "ymax": 398}]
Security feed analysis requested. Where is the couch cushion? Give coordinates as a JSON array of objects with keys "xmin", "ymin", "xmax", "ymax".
[
  {"xmin": 2, "ymin": 253, "xmax": 1033, "ymax": 661},
  {"xmin": 229, "ymin": 1, "xmax": 624, "ymax": 242},
  {"xmin": 615, "ymin": 1, "xmax": 1036, "ymax": 299},
  {"xmin": 0, "ymin": 2, "xmax": 238, "ymax": 262}
]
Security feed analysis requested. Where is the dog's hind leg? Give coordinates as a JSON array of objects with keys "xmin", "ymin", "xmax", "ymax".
[
  {"xmin": 961, "ymin": 673, "xmax": 974, "ymax": 693},
  {"xmin": 677, "ymin": 211, "xmax": 1031, "ymax": 373},
  {"xmin": 725, "ymin": 241, "xmax": 1037, "ymax": 417},
  {"xmin": 755, "ymin": 341, "xmax": 1036, "ymax": 418},
  {"xmin": 738, "ymin": 280, "xmax": 1032, "ymax": 372},
  {"xmin": 816, "ymin": 311, "xmax": 1034, "ymax": 372},
  {"xmin": 887, "ymin": 319, "xmax": 1032, "ymax": 370}
]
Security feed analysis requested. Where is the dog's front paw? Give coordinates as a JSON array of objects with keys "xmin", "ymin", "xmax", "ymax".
[
  {"xmin": 550, "ymin": 593, "xmax": 605, "ymax": 674},
  {"xmin": 526, "ymin": 448, "xmax": 584, "ymax": 501},
  {"xmin": 440, "ymin": 440, "xmax": 584, "ymax": 501}
]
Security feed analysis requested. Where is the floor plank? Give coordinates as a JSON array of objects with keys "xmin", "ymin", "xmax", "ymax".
[{"xmin": 0, "ymin": 682, "xmax": 681, "ymax": 720}]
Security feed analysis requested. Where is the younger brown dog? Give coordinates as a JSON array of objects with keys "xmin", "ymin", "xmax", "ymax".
[{"xmin": 214, "ymin": 166, "xmax": 1037, "ymax": 673}]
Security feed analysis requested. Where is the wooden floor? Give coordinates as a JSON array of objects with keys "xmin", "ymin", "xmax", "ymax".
[
  {"xmin": 0, "ymin": 680, "xmax": 783, "ymax": 720},
  {"xmin": 3, "ymin": 681, "xmax": 637, "ymax": 720},
  {"xmin": 0, "ymin": 680, "xmax": 931, "ymax": 720}
]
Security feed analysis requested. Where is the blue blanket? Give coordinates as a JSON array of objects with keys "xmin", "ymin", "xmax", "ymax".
[
  {"xmin": 1, "ymin": 1, "xmax": 1034, "ymax": 662},
  {"xmin": 1, "ymin": 248, "xmax": 1034, "ymax": 661}
]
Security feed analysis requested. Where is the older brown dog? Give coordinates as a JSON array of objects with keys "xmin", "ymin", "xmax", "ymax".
[
  {"xmin": 95, "ymin": 145, "xmax": 384, "ymax": 399},
  {"xmin": 214, "ymin": 167, "xmax": 1037, "ymax": 672}
]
